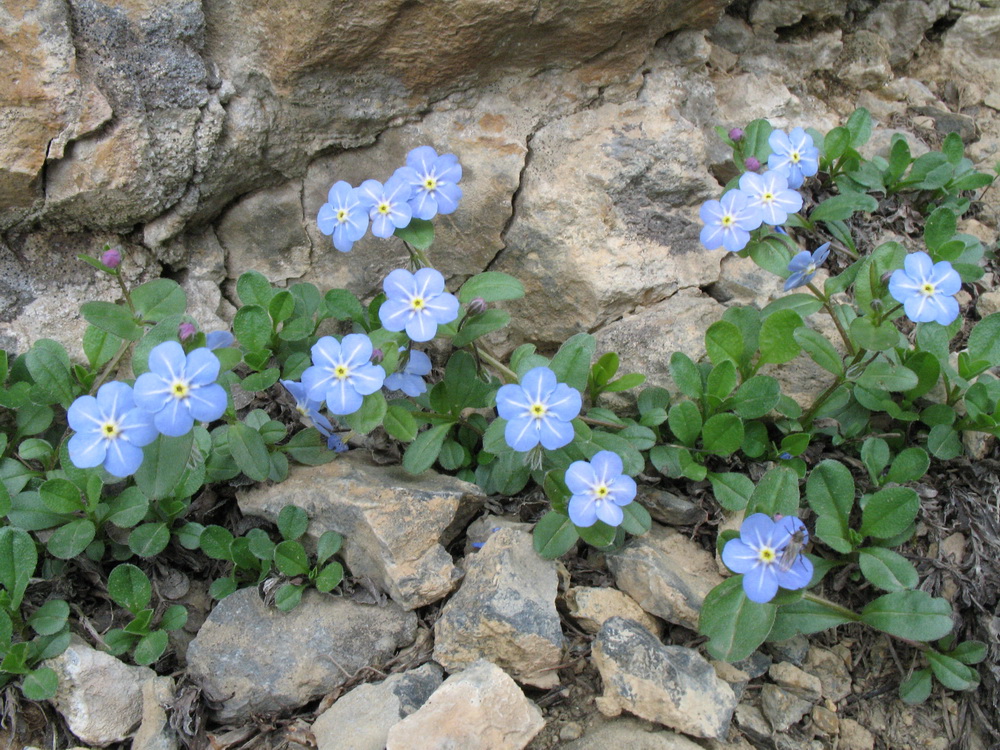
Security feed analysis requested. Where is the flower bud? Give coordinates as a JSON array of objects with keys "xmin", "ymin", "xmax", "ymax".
[
  {"xmin": 870, "ymin": 298, "xmax": 883, "ymax": 312},
  {"xmin": 467, "ymin": 297, "xmax": 488, "ymax": 316},
  {"xmin": 880, "ymin": 271, "xmax": 894, "ymax": 285},
  {"xmin": 370, "ymin": 348, "xmax": 384, "ymax": 364},
  {"xmin": 178, "ymin": 322, "xmax": 196, "ymax": 341},
  {"xmin": 744, "ymin": 156, "xmax": 761, "ymax": 172},
  {"xmin": 779, "ymin": 452, "xmax": 793, "ymax": 460},
  {"xmin": 100, "ymin": 247, "xmax": 122, "ymax": 269},
  {"xmin": 729, "ymin": 127, "xmax": 744, "ymax": 142}
]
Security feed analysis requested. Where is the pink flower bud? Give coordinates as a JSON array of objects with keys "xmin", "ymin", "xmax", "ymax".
[
  {"xmin": 744, "ymin": 157, "xmax": 761, "ymax": 172},
  {"xmin": 100, "ymin": 248, "xmax": 122, "ymax": 269},
  {"xmin": 370, "ymin": 348, "xmax": 384, "ymax": 364},
  {"xmin": 467, "ymin": 297, "xmax": 488, "ymax": 316},
  {"xmin": 178, "ymin": 322, "xmax": 197, "ymax": 341},
  {"xmin": 729, "ymin": 128, "xmax": 744, "ymax": 142}
]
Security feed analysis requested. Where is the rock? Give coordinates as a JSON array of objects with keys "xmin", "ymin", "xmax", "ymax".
[
  {"xmin": 566, "ymin": 586, "xmax": 663, "ymax": 637},
  {"xmin": 592, "ymin": 617, "xmax": 736, "ymax": 739},
  {"xmin": 607, "ymin": 522, "xmax": 724, "ymax": 630},
  {"xmin": 943, "ymin": 7, "xmax": 1000, "ymax": 58},
  {"xmin": 186, "ymin": 587, "xmax": 418, "ymax": 721},
  {"xmin": 804, "ymin": 646, "xmax": 852, "ymax": 702},
  {"xmin": 561, "ymin": 717, "xmax": 705, "ymax": 749},
  {"xmin": 838, "ymin": 31, "xmax": 893, "ymax": 90},
  {"xmin": 44, "ymin": 636, "xmax": 158, "ymax": 746},
  {"xmin": 911, "ymin": 106, "xmax": 978, "ymax": 142},
  {"xmin": 748, "ymin": 0, "xmax": 847, "ymax": 30},
  {"xmin": 312, "ymin": 664, "xmax": 443, "ymax": 750},
  {"xmin": 433, "ymin": 528, "xmax": 564, "ymax": 688},
  {"xmin": 768, "ymin": 662, "xmax": 823, "ymax": 702},
  {"xmin": 767, "ymin": 634, "xmax": 810, "ymax": 666},
  {"xmin": 463, "ymin": 513, "xmax": 533, "ymax": 555},
  {"xmin": 712, "ymin": 661, "xmax": 750, "ymax": 701},
  {"xmin": 559, "ymin": 722, "xmax": 584, "ymax": 742},
  {"xmin": 760, "ymin": 684, "xmax": 813, "ymax": 731},
  {"xmin": 863, "ymin": 1, "xmax": 943, "ymax": 67},
  {"xmin": 732, "ymin": 650, "xmax": 772, "ymax": 680},
  {"xmin": 238, "ymin": 453, "xmax": 484, "ymax": 609},
  {"xmin": 384, "ymin": 660, "xmax": 545, "ymax": 750},
  {"xmin": 734, "ymin": 704, "xmax": 771, "ymax": 740},
  {"xmin": 839, "ymin": 718, "xmax": 876, "ymax": 750},
  {"xmin": 810, "ymin": 705, "xmax": 840, "ymax": 736},
  {"xmin": 637, "ymin": 486, "xmax": 703, "ymax": 526},
  {"xmin": 132, "ymin": 677, "xmax": 178, "ymax": 750}
]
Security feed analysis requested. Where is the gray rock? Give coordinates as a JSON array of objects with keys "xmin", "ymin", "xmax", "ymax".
[
  {"xmin": 313, "ymin": 664, "xmax": 443, "ymax": 750},
  {"xmin": 238, "ymin": 453, "xmax": 484, "ymax": 609},
  {"xmin": 838, "ymin": 31, "xmax": 893, "ymax": 90},
  {"xmin": 769, "ymin": 662, "xmax": 823, "ymax": 702},
  {"xmin": 593, "ymin": 617, "xmax": 737, "ymax": 739},
  {"xmin": 637, "ymin": 487, "xmax": 703, "ymax": 526},
  {"xmin": 863, "ymin": 1, "xmax": 943, "ymax": 66},
  {"xmin": 385, "ymin": 660, "xmax": 545, "ymax": 750},
  {"xmin": 562, "ymin": 717, "xmax": 705, "ymax": 749},
  {"xmin": 767, "ymin": 633, "xmax": 810, "ymax": 665},
  {"xmin": 732, "ymin": 651, "xmax": 773, "ymax": 680},
  {"xmin": 132, "ymin": 677, "xmax": 178, "ymax": 750},
  {"xmin": 910, "ymin": 106, "xmax": 978, "ymax": 142},
  {"xmin": 760, "ymin": 683, "xmax": 813, "ymax": 732},
  {"xmin": 804, "ymin": 646, "xmax": 852, "ymax": 702},
  {"xmin": 749, "ymin": 0, "xmax": 847, "ymax": 30},
  {"xmin": 607, "ymin": 523, "xmax": 724, "ymax": 630},
  {"xmin": 942, "ymin": 7, "xmax": 1000, "ymax": 57},
  {"xmin": 44, "ymin": 636, "xmax": 159, "ymax": 746},
  {"xmin": 566, "ymin": 586, "xmax": 663, "ymax": 637},
  {"xmin": 433, "ymin": 528, "xmax": 565, "ymax": 688},
  {"xmin": 186, "ymin": 587, "xmax": 418, "ymax": 721}
]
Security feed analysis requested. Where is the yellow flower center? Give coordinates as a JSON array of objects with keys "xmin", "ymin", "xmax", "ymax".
[
  {"xmin": 721, "ymin": 214, "xmax": 734, "ymax": 227},
  {"xmin": 758, "ymin": 547, "xmax": 776, "ymax": 563},
  {"xmin": 805, "ymin": 263, "xmax": 816, "ymax": 275},
  {"xmin": 378, "ymin": 202, "xmax": 391, "ymax": 215},
  {"xmin": 530, "ymin": 403, "xmax": 547, "ymax": 419},
  {"xmin": 790, "ymin": 151, "xmax": 801, "ymax": 163},
  {"xmin": 424, "ymin": 177, "xmax": 437, "ymax": 191},
  {"xmin": 762, "ymin": 191, "xmax": 774, "ymax": 202},
  {"xmin": 296, "ymin": 405, "xmax": 308, "ymax": 415},
  {"xmin": 171, "ymin": 380, "xmax": 190, "ymax": 400},
  {"xmin": 411, "ymin": 297, "xmax": 426, "ymax": 311},
  {"xmin": 595, "ymin": 484, "xmax": 609, "ymax": 498},
  {"xmin": 336, "ymin": 208, "xmax": 349, "ymax": 223},
  {"xmin": 921, "ymin": 282, "xmax": 936, "ymax": 297},
  {"xmin": 334, "ymin": 365, "xmax": 350, "ymax": 380},
  {"xmin": 101, "ymin": 421, "xmax": 120, "ymax": 439}
]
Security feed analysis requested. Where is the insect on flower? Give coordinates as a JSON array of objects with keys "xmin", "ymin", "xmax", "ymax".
[{"xmin": 778, "ymin": 525, "xmax": 807, "ymax": 572}]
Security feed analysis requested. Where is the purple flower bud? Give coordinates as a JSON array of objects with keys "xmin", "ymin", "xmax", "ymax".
[
  {"xmin": 178, "ymin": 322, "xmax": 196, "ymax": 341},
  {"xmin": 100, "ymin": 248, "xmax": 122, "ymax": 269},
  {"xmin": 779, "ymin": 452, "xmax": 793, "ymax": 460},
  {"xmin": 467, "ymin": 297, "xmax": 488, "ymax": 316},
  {"xmin": 729, "ymin": 127, "xmax": 744, "ymax": 142},
  {"xmin": 370, "ymin": 348, "xmax": 384, "ymax": 364},
  {"xmin": 744, "ymin": 156, "xmax": 761, "ymax": 172}
]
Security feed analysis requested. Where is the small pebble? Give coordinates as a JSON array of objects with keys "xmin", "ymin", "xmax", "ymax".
[{"xmin": 559, "ymin": 722, "xmax": 583, "ymax": 741}]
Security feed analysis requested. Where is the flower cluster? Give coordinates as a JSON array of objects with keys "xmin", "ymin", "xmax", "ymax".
[
  {"xmin": 722, "ymin": 513, "xmax": 813, "ymax": 603},
  {"xmin": 68, "ymin": 341, "xmax": 228, "ymax": 477},
  {"xmin": 317, "ymin": 146, "xmax": 463, "ymax": 252}
]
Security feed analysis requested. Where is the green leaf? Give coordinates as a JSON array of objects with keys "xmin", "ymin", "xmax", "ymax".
[
  {"xmin": 577, "ymin": 520, "xmax": 617, "ymax": 548},
  {"xmin": 968, "ymin": 313, "xmax": 1000, "ymax": 366},
  {"xmin": 742, "ymin": 118, "xmax": 774, "ymax": 162},
  {"xmin": 846, "ymin": 107, "xmax": 873, "ymax": 148},
  {"xmin": 135, "ymin": 433, "xmax": 195, "ymax": 501},
  {"xmin": 949, "ymin": 640, "xmax": 987, "ymax": 665},
  {"xmin": 273, "ymin": 540, "xmax": 310, "ymax": 576},
  {"xmin": 730, "ymin": 375, "xmax": 780, "ymax": 419},
  {"xmin": 233, "ymin": 305, "xmax": 272, "ymax": 353},
  {"xmin": 403, "ymin": 423, "xmax": 452, "ymax": 474},
  {"xmin": 860, "ymin": 487, "xmax": 919, "ymax": 539},
  {"xmin": 343, "ymin": 390, "xmax": 388, "ymax": 435},
  {"xmin": 323, "ymin": 289, "xmax": 365, "ymax": 322},
  {"xmin": 128, "ymin": 523, "xmax": 170, "ymax": 557},
  {"xmin": 709, "ymin": 472, "xmax": 755, "ymax": 511},
  {"xmin": 133, "ymin": 630, "xmax": 168, "ymax": 666},
  {"xmin": 927, "ymin": 424, "xmax": 962, "ymax": 460},
  {"xmin": 885, "ymin": 136, "xmax": 913, "ymax": 185},
  {"xmin": 667, "ymin": 400, "xmax": 701, "ymax": 446},
  {"xmin": 856, "ymin": 361, "xmax": 919, "ymax": 392},
  {"xmin": 83, "ymin": 326, "xmax": 123, "ymax": 371},
  {"xmin": 283, "ymin": 428, "xmax": 338, "ymax": 466},
  {"xmin": 316, "ymin": 531, "xmax": 343, "ymax": 564},
  {"xmin": 25, "ymin": 340, "xmax": 75, "ymax": 407},
  {"xmin": 80, "ymin": 301, "xmax": 143, "ymax": 341},
  {"xmin": 619, "ymin": 502, "xmax": 651, "ymax": 536},
  {"xmin": 532, "ymin": 511, "xmax": 579, "ymax": 559},
  {"xmin": 900, "ymin": 669, "xmax": 933, "ymax": 705},
  {"xmin": 924, "ymin": 207, "xmax": 957, "ymax": 254},
  {"xmin": 886, "ymin": 447, "xmax": 929, "ymax": 484},
  {"xmin": 108, "ymin": 564, "xmax": 152, "ymax": 612},
  {"xmin": 806, "ymin": 460, "xmax": 854, "ymax": 551},
  {"xmin": 131, "ymin": 279, "xmax": 186, "ymax": 322},
  {"xmin": 701, "ymin": 413, "xmax": 743, "ymax": 456},
  {"xmin": 0, "ymin": 527, "xmax": 37, "ymax": 610},
  {"xmin": 275, "ymin": 583, "xmax": 305, "ymax": 611},
  {"xmin": 549, "ymin": 333, "xmax": 596, "ymax": 392},
  {"xmin": 21, "ymin": 668, "xmax": 59, "ymax": 701},
  {"xmin": 699, "ymin": 577, "xmax": 776, "ymax": 661},
  {"xmin": 941, "ymin": 131, "xmax": 964, "ymax": 165},
  {"xmin": 767, "ymin": 597, "xmax": 855, "ymax": 641},
  {"xmin": 705, "ymin": 320, "xmax": 745, "ymax": 368},
  {"xmin": 823, "ymin": 126, "xmax": 851, "ymax": 162},
  {"xmin": 384, "ymin": 405, "xmax": 418, "ymax": 442},
  {"xmin": 747, "ymin": 466, "xmax": 800, "ymax": 517},
  {"xmin": 237, "ymin": 271, "xmax": 274, "ymax": 307},
  {"xmin": 860, "ymin": 590, "xmax": 953, "ymax": 641},
  {"xmin": 451, "ymin": 309, "xmax": 511, "ymax": 348},
  {"xmin": 859, "ymin": 547, "xmax": 919, "ymax": 591},
  {"xmin": 240, "ymin": 368, "xmax": 280, "ymax": 392},
  {"xmin": 758, "ymin": 310, "xmax": 803, "ymax": 365},
  {"xmin": 267, "ymin": 291, "xmax": 295, "ymax": 325},
  {"xmin": 394, "ymin": 217, "xmax": 435, "ymax": 250},
  {"xmin": 28, "ymin": 600, "xmax": 70, "ymax": 636},
  {"xmin": 860, "ymin": 437, "xmax": 890, "ymax": 484},
  {"xmin": 794, "ymin": 328, "xmax": 843, "ymax": 376},
  {"xmin": 706, "ymin": 360, "xmax": 737, "ymax": 405},
  {"xmin": 228, "ymin": 422, "xmax": 271, "ymax": 482},
  {"xmin": 809, "ymin": 193, "xmax": 878, "ymax": 223},
  {"xmin": 603, "ymin": 372, "xmax": 645, "ymax": 394},
  {"xmin": 39, "ymin": 478, "xmax": 85, "ymax": 515},
  {"xmin": 849, "ymin": 317, "xmax": 900, "ymax": 352},
  {"xmin": 315, "ymin": 561, "xmax": 344, "ymax": 592},
  {"xmin": 47, "ymin": 520, "xmax": 96, "ymax": 559},
  {"xmin": 762, "ymin": 294, "xmax": 824, "ymax": 319},
  {"xmin": 277, "ymin": 505, "xmax": 309, "ymax": 541},
  {"xmin": 199, "ymin": 525, "xmax": 235, "ymax": 561},
  {"xmin": 458, "ymin": 272, "xmax": 525, "ymax": 303},
  {"xmin": 669, "ymin": 352, "xmax": 703, "ymax": 399},
  {"xmin": 209, "ymin": 577, "xmax": 237, "ymax": 600}
]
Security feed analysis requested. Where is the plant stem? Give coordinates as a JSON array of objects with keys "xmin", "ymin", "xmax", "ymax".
[
  {"xmin": 473, "ymin": 343, "xmax": 518, "ymax": 384},
  {"xmin": 802, "ymin": 591, "xmax": 862, "ymax": 622},
  {"xmin": 807, "ymin": 282, "xmax": 856, "ymax": 356},
  {"xmin": 799, "ymin": 377, "xmax": 845, "ymax": 429}
]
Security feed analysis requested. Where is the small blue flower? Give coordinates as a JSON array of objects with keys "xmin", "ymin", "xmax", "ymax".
[
  {"xmin": 301, "ymin": 334, "xmax": 386, "ymax": 416},
  {"xmin": 357, "ymin": 175, "xmax": 413, "ymax": 238},
  {"xmin": 378, "ymin": 268, "xmax": 460, "ymax": 343},
  {"xmin": 67, "ymin": 382, "xmax": 159, "ymax": 477},
  {"xmin": 739, "ymin": 170, "xmax": 803, "ymax": 226},
  {"xmin": 888, "ymin": 251, "xmax": 962, "ymax": 325},
  {"xmin": 700, "ymin": 189, "xmax": 763, "ymax": 252},
  {"xmin": 767, "ymin": 128, "xmax": 820, "ymax": 189},
  {"xmin": 133, "ymin": 342, "xmax": 228, "ymax": 437},
  {"xmin": 722, "ymin": 514, "xmax": 813, "ymax": 603},
  {"xmin": 495, "ymin": 367, "xmax": 582, "ymax": 452},
  {"xmin": 393, "ymin": 146, "xmax": 463, "ymax": 220},
  {"xmin": 204, "ymin": 330, "xmax": 234, "ymax": 350},
  {"xmin": 784, "ymin": 242, "xmax": 831, "ymax": 291},
  {"xmin": 385, "ymin": 349, "xmax": 432, "ymax": 397},
  {"xmin": 281, "ymin": 379, "xmax": 334, "ymax": 435},
  {"xmin": 314, "ymin": 418, "xmax": 349, "ymax": 453},
  {"xmin": 317, "ymin": 181, "xmax": 370, "ymax": 252},
  {"xmin": 565, "ymin": 450, "xmax": 637, "ymax": 528}
]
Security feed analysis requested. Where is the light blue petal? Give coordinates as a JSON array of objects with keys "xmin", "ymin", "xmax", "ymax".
[
  {"xmin": 379, "ymin": 298, "xmax": 415, "ymax": 333},
  {"xmin": 67, "ymin": 395, "xmax": 103, "ymax": 433},
  {"xmin": 405, "ymin": 312, "xmax": 438, "ymax": 342},
  {"xmin": 68, "ymin": 432, "xmax": 106, "ymax": 469},
  {"xmin": 904, "ymin": 294, "xmax": 933, "ymax": 323},
  {"xmin": 569, "ymin": 496, "xmax": 598, "ymax": 527},
  {"xmin": 505, "ymin": 415, "xmax": 539, "ymax": 451},
  {"xmin": 700, "ymin": 199, "xmax": 724, "ymax": 224},
  {"xmin": 608, "ymin": 475, "xmax": 637, "ymax": 506},
  {"xmin": 414, "ymin": 268, "xmax": 445, "ymax": 298},
  {"xmin": 701, "ymin": 224, "xmax": 726, "ymax": 250},
  {"xmin": 326, "ymin": 381, "xmax": 364, "ymax": 416},
  {"xmin": 595, "ymin": 501, "xmax": 624, "ymax": 527},
  {"xmin": 720, "ymin": 227, "xmax": 751, "ymax": 253},
  {"xmin": 187, "ymin": 383, "xmax": 228, "ymax": 422},
  {"xmin": 520, "ymin": 367, "xmax": 557, "ymax": 403},
  {"xmin": 104, "ymin": 440, "xmax": 145, "ymax": 478},
  {"xmin": 545, "ymin": 383, "xmax": 582, "ymax": 422},
  {"xmin": 357, "ymin": 179, "xmax": 384, "ymax": 208},
  {"xmin": 424, "ymin": 293, "xmax": 459, "ymax": 326},
  {"xmin": 317, "ymin": 203, "xmax": 337, "ymax": 236},
  {"xmin": 784, "ymin": 271, "xmax": 806, "ymax": 291},
  {"xmin": 496, "ymin": 384, "xmax": 532, "ymax": 419},
  {"xmin": 371, "ymin": 212, "xmax": 395, "ymax": 238},
  {"xmin": 742, "ymin": 564, "xmax": 779, "ymax": 603},
  {"xmin": 722, "ymin": 539, "xmax": 758, "ymax": 574},
  {"xmin": 95, "ymin": 381, "xmax": 135, "ymax": 416},
  {"xmin": 154, "ymin": 399, "xmax": 194, "ymax": 437},
  {"xmin": 932, "ymin": 262, "xmax": 961, "ymax": 295},
  {"xmin": 302, "ymin": 366, "xmax": 334, "ymax": 403},
  {"xmin": 537, "ymin": 416, "xmax": 574, "ymax": 450},
  {"xmin": 904, "ymin": 251, "xmax": 933, "ymax": 280},
  {"xmin": 205, "ymin": 331, "xmax": 234, "ymax": 349},
  {"xmin": 119, "ymin": 408, "xmax": 159, "ymax": 447},
  {"xmin": 930, "ymin": 294, "xmax": 959, "ymax": 326},
  {"xmin": 436, "ymin": 155, "xmax": 461, "ymax": 184},
  {"xmin": 185, "ymin": 348, "xmax": 221, "ymax": 386},
  {"xmin": 133, "ymin": 372, "xmax": 173, "ymax": 414},
  {"xmin": 775, "ymin": 516, "xmax": 808, "ymax": 546},
  {"xmin": 435, "ymin": 182, "xmax": 462, "ymax": 214},
  {"xmin": 311, "ymin": 337, "xmax": 342, "ymax": 370},
  {"xmin": 406, "ymin": 350, "xmax": 433, "ymax": 376},
  {"xmin": 410, "ymin": 191, "xmax": 438, "ymax": 220},
  {"xmin": 407, "ymin": 146, "xmax": 439, "ymax": 173},
  {"xmin": 740, "ymin": 513, "xmax": 777, "ymax": 551},
  {"xmin": 589, "ymin": 450, "xmax": 623, "ymax": 483},
  {"xmin": 384, "ymin": 268, "xmax": 417, "ymax": 300},
  {"xmin": 148, "ymin": 341, "xmax": 186, "ymax": 381},
  {"xmin": 341, "ymin": 334, "xmax": 374, "ymax": 368},
  {"xmin": 332, "ymin": 224, "xmax": 356, "ymax": 253},
  {"xmin": 349, "ymin": 363, "xmax": 386, "ymax": 395},
  {"xmin": 775, "ymin": 554, "xmax": 813, "ymax": 591},
  {"xmin": 565, "ymin": 461, "xmax": 597, "ymax": 494}
]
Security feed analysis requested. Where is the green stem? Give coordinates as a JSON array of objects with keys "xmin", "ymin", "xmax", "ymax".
[
  {"xmin": 807, "ymin": 282, "xmax": 856, "ymax": 357},
  {"xmin": 802, "ymin": 592, "xmax": 862, "ymax": 622},
  {"xmin": 799, "ymin": 377, "xmax": 845, "ymax": 429},
  {"xmin": 113, "ymin": 268, "xmax": 136, "ymax": 317},
  {"xmin": 89, "ymin": 338, "xmax": 132, "ymax": 395},
  {"xmin": 404, "ymin": 241, "xmax": 431, "ymax": 270},
  {"xmin": 473, "ymin": 344, "xmax": 518, "ymax": 384}
]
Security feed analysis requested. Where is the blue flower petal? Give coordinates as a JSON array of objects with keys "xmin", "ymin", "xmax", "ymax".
[
  {"xmin": 775, "ymin": 554, "xmax": 814, "ymax": 591},
  {"xmin": 589, "ymin": 450, "xmax": 623, "ymax": 483},
  {"xmin": 565, "ymin": 461, "xmax": 597, "ymax": 494},
  {"xmin": 326, "ymin": 380, "xmax": 364, "ymax": 416},
  {"xmin": 68, "ymin": 432, "xmax": 106, "ymax": 468},
  {"xmin": 349, "ymin": 363, "xmax": 386, "ymax": 395},
  {"xmin": 104, "ymin": 440, "xmax": 145, "ymax": 478},
  {"xmin": 187, "ymin": 383, "xmax": 228, "ymax": 422},
  {"xmin": 505, "ymin": 415, "xmax": 539, "ymax": 452},
  {"xmin": 405, "ymin": 312, "xmax": 438, "ymax": 342},
  {"xmin": 496, "ymin": 384, "xmax": 531, "ymax": 420},
  {"xmin": 742, "ymin": 564, "xmax": 779, "ymax": 603},
  {"xmin": 67, "ymin": 395, "xmax": 102, "ymax": 433},
  {"xmin": 595, "ymin": 501, "xmax": 624, "ymax": 527},
  {"xmin": 520, "ymin": 367, "xmax": 557, "ymax": 403},
  {"xmin": 133, "ymin": 372, "xmax": 173, "ymax": 414},
  {"xmin": 154, "ymin": 398, "xmax": 194, "ymax": 437},
  {"xmin": 544, "ymin": 384, "xmax": 582, "ymax": 422},
  {"xmin": 608, "ymin": 475, "xmax": 637, "ymax": 506},
  {"xmin": 185, "ymin": 348, "xmax": 221, "ymax": 386},
  {"xmin": 569, "ymin": 496, "xmax": 598, "ymax": 527},
  {"xmin": 722, "ymin": 538, "xmax": 758, "ymax": 574},
  {"xmin": 148, "ymin": 341, "xmax": 186, "ymax": 381},
  {"xmin": 537, "ymin": 416, "xmax": 574, "ymax": 450}
]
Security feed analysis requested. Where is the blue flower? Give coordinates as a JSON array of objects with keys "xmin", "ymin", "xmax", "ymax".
[
  {"xmin": 385, "ymin": 349, "xmax": 432, "ymax": 397},
  {"xmin": 767, "ymin": 128, "xmax": 820, "ymax": 188},
  {"xmin": 888, "ymin": 251, "xmax": 962, "ymax": 325},
  {"xmin": 565, "ymin": 450, "xmax": 637, "ymax": 528},
  {"xmin": 301, "ymin": 334, "xmax": 386, "ymax": 416},
  {"xmin": 394, "ymin": 146, "xmax": 463, "ymax": 220},
  {"xmin": 784, "ymin": 242, "xmax": 831, "ymax": 291},
  {"xmin": 67, "ymin": 382, "xmax": 158, "ymax": 477},
  {"xmin": 378, "ymin": 268, "xmax": 460, "ymax": 342},
  {"xmin": 722, "ymin": 514, "xmax": 813, "ymax": 603},
  {"xmin": 205, "ymin": 330, "xmax": 234, "ymax": 350},
  {"xmin": 495, "ymin": 367, "xmax": 582, "ymax": 452},
  {"xmin": 699, "ymin": 189, "xmax": 763, "ymax": 252},
  {"xmin": 133, "ymin": 342, "xmax": 228, "ymax": 437},
  {"xmin": 317, "ymin": 181, "xmax": 370, "ymax": 252},
  {"xmin": 358, "ymin": 175, "xmax": 413, "ymax": 238},
  {"xmin": 739, "ymin": 170, "xmax": 803, "ymax": 226},
  {"xmin": 281, "ymin": 379, "xmax": 334, "ymax": 434}
]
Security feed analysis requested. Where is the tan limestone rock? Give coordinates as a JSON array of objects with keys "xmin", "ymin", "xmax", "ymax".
[{"xmin": 566, "ymin": 586, "xmax": 663, "ymax": 637}]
